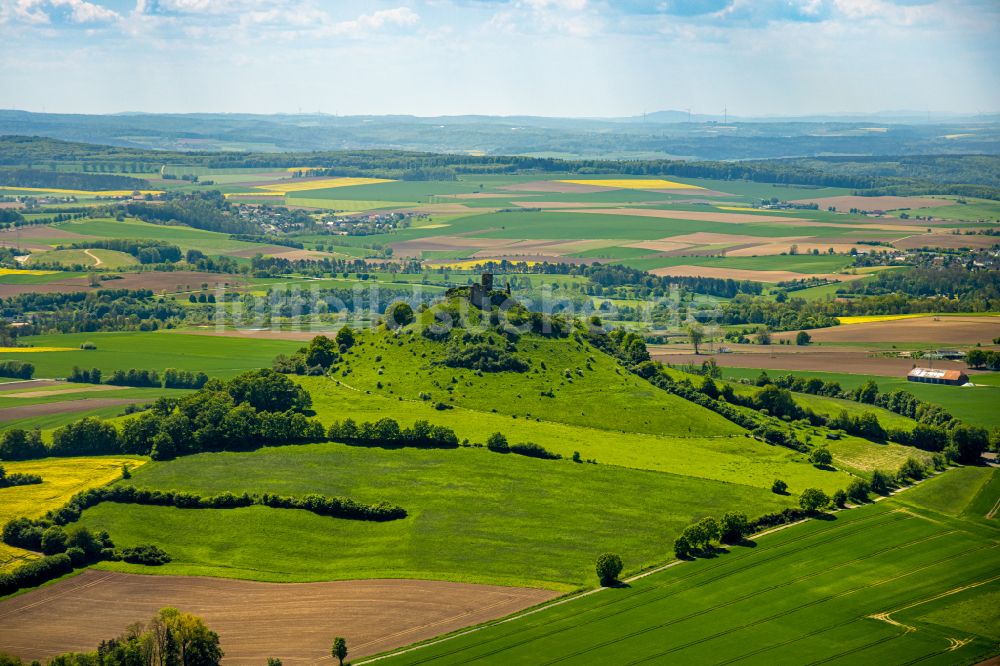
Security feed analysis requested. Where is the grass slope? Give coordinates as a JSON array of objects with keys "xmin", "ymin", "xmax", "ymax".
[
  {"xmin": 81, "ymin": 443, "xmax": 795, "ymax": 589},
  {"xmin": 374, "ymin": 483, "xmax": 1000, "ymax": 666},
  {"xmin": 301, "ymin": 377, "xmax": 851, "ymax": 494},
  {"xmin": 333, "ymin": 326, "xmax": 740, "ymax": 439}
]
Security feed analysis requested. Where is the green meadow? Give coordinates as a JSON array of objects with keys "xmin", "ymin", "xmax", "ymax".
[
  {"xmin": 81, "ymin": 442, "xmax": 796, "ymax": 589},
  {"xmin": 9, "ymin": 331, "xmax": 301, "ymax": 379},
  {"xmin": 52, "ymin": 217, "xmax": 265, "ymax": 255},
  {"xmin": 375, "ymin": 475, "xmax": 999, "ymax": 665}
]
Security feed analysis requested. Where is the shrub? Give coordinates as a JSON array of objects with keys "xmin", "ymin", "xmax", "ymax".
[
  {"xmin": 40, "ymin": 526, "xmax": 67, "ymax": 555},
  {"xmin": 771, "ymin": 479, "xmax": 788, "ymax": 494},
  {"xmin": 846, "ymin": 478, "xmax": 870, "ymax": 504},
  {"xmin": 0, "ymin": 428, "xmax": 46, "ymax": 460},
  {"xmin": 595, "ymin": 552, "xmax": 623, "ymax": 586},
  {"xmin": 508, "ymin": 442, "xmax": 561, "ymax": 460},
  {"xmin": 809, "ymin": 447, "xmax": 833, "ymax": 466},
  {"xmin": 832, "ymin": 489, "xmax": 847, "ymax": 508},
  {"xmin": 486, "ymin": 432, "xmax": 510, "ymax": 453},
  {"xmin": 0, "ymin": 553, "xmax": 73, "ymax": 597},
  {"xmin": 798, "ymin": 488, "xmax": 830, "ymax": 512},
  {"xmin": 119, "ymin": 544, "xmax": 171, "ymax": 565},
  {"xmin": 0, "ymin": 360, "xmax": 33, "ymax": 379},
  {"xmin": 441, "ymin": 343, "xmax": 528, "ymax": 373},
  {"xmin": 719, "ymin": 512, "xmax": 750, "ymax": 544}
]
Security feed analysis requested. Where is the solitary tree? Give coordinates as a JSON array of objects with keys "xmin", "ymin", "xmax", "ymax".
[
  {"xmin": 332, "ymin": 637, "xmax": 348, "ymax": 666},
  {"xmin": 595, "ymin": 552, "xmax": 623, "ymax": 586},
  {"xmin": 771, "ymin": 479, "xmax": 788, "ymax": 494},
  {"xmin": 795, "ymin": 331, "xmax": 811, "ymax": 346},
  {"xmin": 799, "ymin": 488, "xmax": 830, "ymax": 512},
  {"xmin": 809, "ymin": 447, "xmax": 833, "ymax": 467},
  {"xmin": 687, "ymin": 323, "xmax": 706, "ymax": 355}
]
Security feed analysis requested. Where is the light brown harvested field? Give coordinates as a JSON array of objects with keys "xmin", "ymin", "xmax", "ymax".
[
  {"xmin": 445, "ymin": 192, "xmax": 530, "ymax": 199},
  {"xmin": 266, "ymin": 249, "xmax": 337, "ymax": 261},
  {"xmin": 892, "ymin": 233, "xmax": 1000, "ymax": 250},
  {"xmin": 389, "ymin": 204, "xmax": 481, "ymax": 215},
  {"xmin": 499, "ymin": 180, "xmax": 607, "ymax": 194},
  {"xmin": 649, "ymin": 348, "xmax": 974, "ymax": 376},
  {"xmin": 774, "ymin": 316, "xmax": 1000, "ymax": 345},
  {"xmin": 790, "ymin": 195, "xmax": 955, "ymax": 212},
  {"xmin": 0, "ymin": 380, "xmax": 65, "ymax": 391},
  {"xmin": 226, "ymin": 245, "xmax": 292, "ymax": 258},
  {"xmin": 649, "ymin": 265, "xmax": 860, "ymax": 283},
  {"xmin": 0, "ymin": 279, "xmax": 91, "ymax": 298},
  {"xmin": 666, "ymin": 232, "xmax": 806, "ymax": 245},
  {"xmin": 0, "ymin": 202, "xmax": 24, "ymax": 209},
  {"xmin": 176, "ymin": 328, "xmax": 339, "ymax": 341},
  {"xmin": 622, "ymin": 240, "xmax": 694, "ymax": 252},
  {"xmin": 725, "ymin": 242, "xmax": 869, "ymax": 257},
  {"xmin": 549, "ymin": 208, "xmax": 811, "ymax": 224},
  {"xmin": 0, "ymin": 570, "xmax": 558, "ymax": 664},
  {"xmin": 0, "ymin": 226, "xmax": 85, "ymax": 241},
  {"xmin": 1, "ymin": 385, "xmax": 125, "ymax": 399},
  {"xmin": 513, "ymin": 201, "xmax": 657, "ymax": 209},
  {"xmin": 0, "ymin": 240, "xmax": 52, "ymax": 252},
  {"xmin": 0, "ymin": 398, "xmax": 139, "ymax": 422}
]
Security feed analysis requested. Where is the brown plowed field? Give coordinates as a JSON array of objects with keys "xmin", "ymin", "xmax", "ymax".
[
  {"xmin": 649, "ymin": 348, "xmax": 974, "ymax": 376},
  {"xmin": 0, "ymin": 380, "xmax": 65, "ymax": 391},
  {"xmin": 0, "ymin": 271, "xmax": 247, "ymax": 298},
  {"xmin": 0, "ymin": 570, "xmax": 558, "ymax": 664},
  {"xmin": 649, "ymin": 265, "xmax": 861, "ymax": 283},
  {"xmin": 0, "ymin": 398, "xmax": 138, "ymax": 421},
  {"xmin": 892, "ymin": 233, "xmax": 1000, "ymax": 250},
  {"xmin": 773, "ymin": 316, "xmax": 1000, "ymax": 345},
  {"xmin": 789, "ymin": 195, "xmax": 954, "ymax": 212}
]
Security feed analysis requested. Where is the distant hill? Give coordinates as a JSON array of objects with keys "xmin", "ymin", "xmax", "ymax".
[{"xmin": 1, "ymin": 109, "xmax": 997, "ymax": 159}]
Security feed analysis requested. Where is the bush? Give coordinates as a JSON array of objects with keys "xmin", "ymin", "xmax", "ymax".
[
  {"xmin": 508, "ymin": 442, "xmax": 561, "ymax": 460},
  {"xmin": 486, "ymin": 432, "xmax": 510, "ymax": 453},
  {"xmin": 0, "ymin": 465, "xmax": 42, "ymax": 488},
  {"xmin": 798, "ymin": 488, "xmax": 830, "ymax": 512},
  {"xmin": 595, "ymin": 552, "xmax": 623, "ymax": 586},
  {"xmin": 809, "ymin": 447, "xmax": 833, "ymax": 466},
  {"xmin": 771, "ymin": 479, "xmax": 788, "ymax": 494},
  {"xmin": 441, "ymin": 343, "xmax": 528, "ymax": 373},
  {"xmin": 119, "ymin": 544, "xmax": 171, "ymax": 565},
  {"xmin": 40, "ymin": 526, "xmax": 67, "ymax": 555},
  {"xmin": 719, "ymin": 512, "xmax": 750, "ymax": 544},
  {"xmin": 846, "ymin": 478, "xmax": 870, "ymax": 504},
  {"xmin": 832, "ymin": 489, "xmax": 847, "ymax": 508},
  {"xmin": 0, "ymin": 428, "xmax": 46, "ymax": 460},
  {"xmin": 0, "ymin": 360, "xmax": 33, "ymax": 379},
  {"xmin": 0, "ymin": 553, "xmax": 73, "ymax": 597}
]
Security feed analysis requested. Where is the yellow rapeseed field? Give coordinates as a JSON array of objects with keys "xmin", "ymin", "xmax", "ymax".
[
  {"xmin": 0, "ymin": 186, "xmax": 162, "ymax": 196},
  {"xmin": 0, "ymin": 268, "xmax": 58, "ymax": 276},
  {"xmin": 558, "ymin": 178, "xmax": 705, "ymax": 190},
  {"xmin": 257, "ymin": 177, "xmax": 394, "ymax": 195},
  {"xmin": 428, "ymin": 259, "xmax": 540, "ymax": 270},
  {"xmin": 0, "ymin": 346, "xmax": 75, "ymax": 352},
  {"xmin": 0, "ymin": 457, "xmax": 146, "ymax": 571},
  {"xmin": 837, "ymin": 313, "xmax": 1000, "ymax": 325}
]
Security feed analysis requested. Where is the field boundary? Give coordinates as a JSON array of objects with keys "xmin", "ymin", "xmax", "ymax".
[{"xmin": 356, "ymin": 477, "xmax": 949, "ymax": 665}]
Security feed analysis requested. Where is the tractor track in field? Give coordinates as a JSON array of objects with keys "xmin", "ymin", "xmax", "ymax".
[{"xmin": 360, "ymin": 509, "xmax": 909, "ymax": 664}]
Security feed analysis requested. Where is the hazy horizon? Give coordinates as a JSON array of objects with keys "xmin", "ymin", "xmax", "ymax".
[{"xmin": 1, "ymin": 0, "xmax": 998, "ymax": 118}]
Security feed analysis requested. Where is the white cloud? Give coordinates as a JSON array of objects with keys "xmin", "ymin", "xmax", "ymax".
[
  {"xmin": 326, "ymin": 6, "xmax": 421, "ymax": 34},
  {"xmin": 3, "ymin": 0, "xmax": 119, "ymax": 24}
]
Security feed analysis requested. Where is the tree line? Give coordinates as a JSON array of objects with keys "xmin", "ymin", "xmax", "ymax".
[{"xmin": 68, "ymin": 367, "xmax": 209, "ymax": 389}]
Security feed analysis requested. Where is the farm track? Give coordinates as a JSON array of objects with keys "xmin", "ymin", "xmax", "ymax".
[{"xmin": 363, "ymin": 509, "xmax": 910, "ymax": 664}]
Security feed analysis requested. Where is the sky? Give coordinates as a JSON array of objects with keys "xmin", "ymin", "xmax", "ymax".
[{"xmin": 0, "ymin": 0, "xmax": 998, "ymax": 117}]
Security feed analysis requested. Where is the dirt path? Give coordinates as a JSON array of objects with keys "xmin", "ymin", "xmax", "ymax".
[
  {"xmin": 82, "ymin": 249, "xmax": 102, "ymax": 266},
  {"xmin": 0, "ymin": 571, "xmax": 557, "ymax": 664}
]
